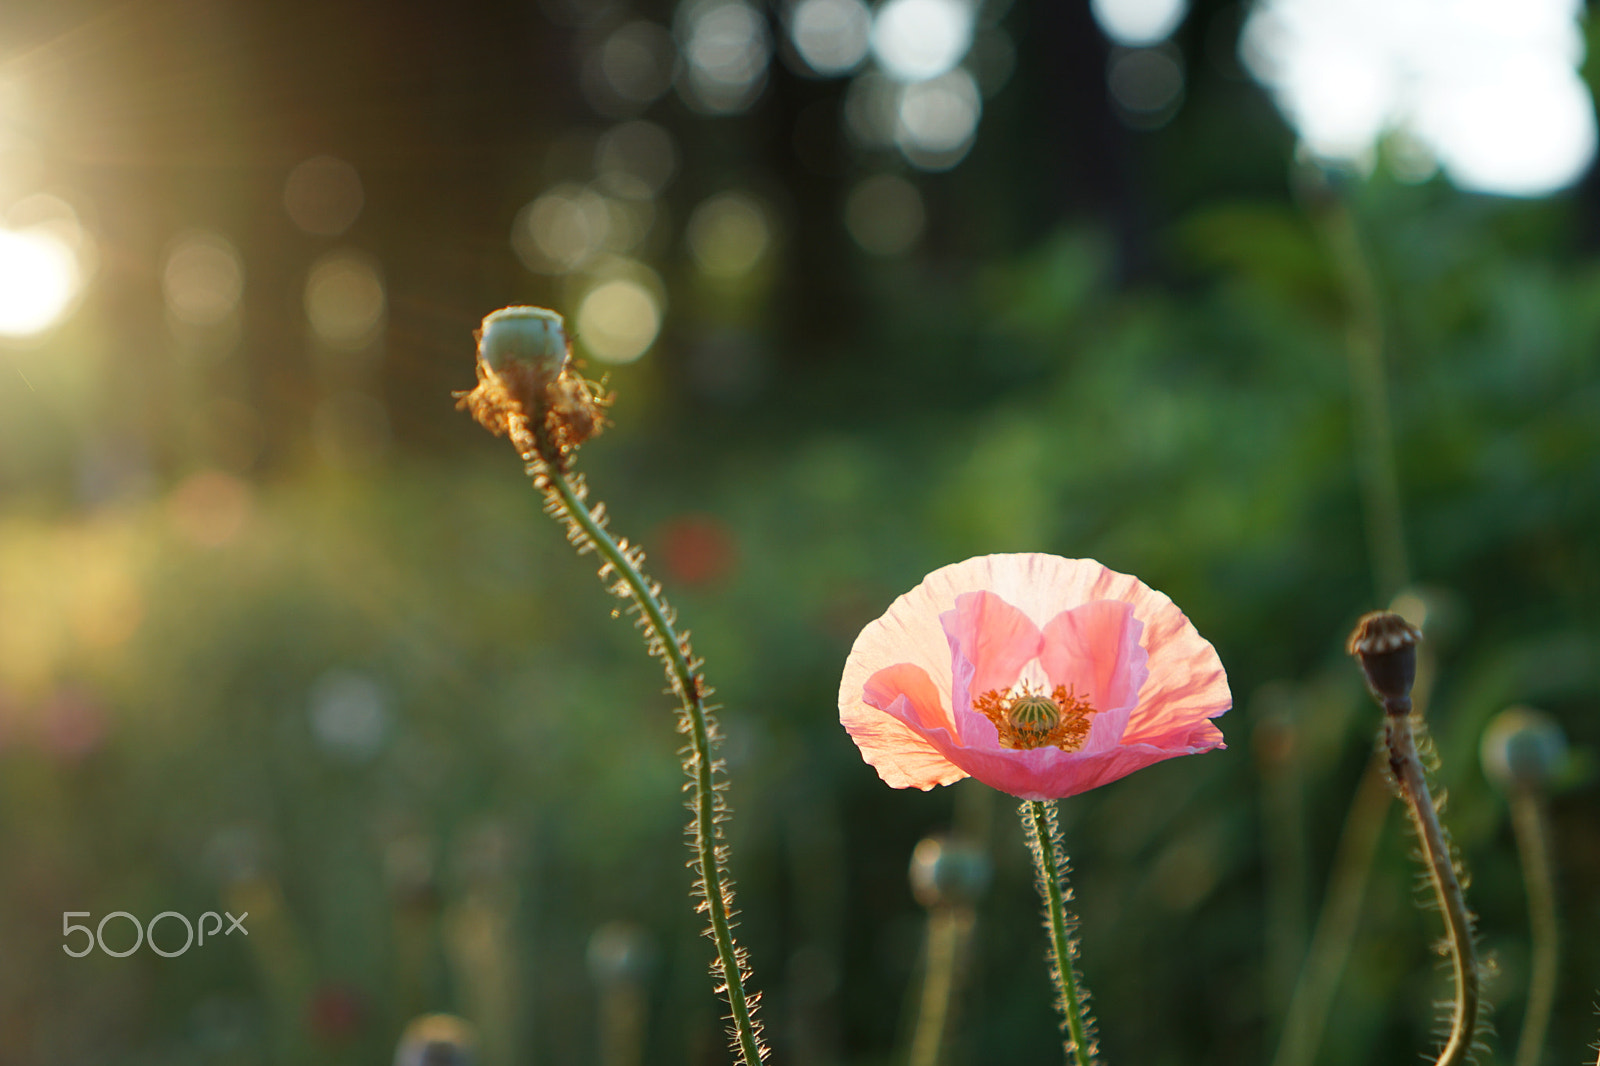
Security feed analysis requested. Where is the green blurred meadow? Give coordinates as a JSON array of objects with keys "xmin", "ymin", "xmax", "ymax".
[{"xmin": 2, "ymin": 1, "xmax": 1599, "ymax": 1064}]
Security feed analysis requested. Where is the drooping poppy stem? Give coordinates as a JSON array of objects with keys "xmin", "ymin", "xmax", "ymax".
[
  {"xmin": 1349, "ymin": 611, "xmax": 1481, "ymax": 1066},
  {"xmin": 1384, "ymin": 706, "xmax": 1480, "ymax": 1066},
  {"xmin": 1022, "ymin": 800, "xmax": 1098, "ymax": 1066},
  {"xmin": 544, "ymin": 467, "xmax": 768, "ymax": 1066}
]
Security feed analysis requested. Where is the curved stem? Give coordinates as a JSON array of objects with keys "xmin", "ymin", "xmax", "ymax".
[
  {"xmin": 1385, "ymin": 706, "xmax": 1479, "ymax": 1066},
  {"xmin": 545, "ymin": 467, "xmax": 767, "ymax": 1066},
  {"xmin": 1023, "ymin": 800, "xmax": 1096, "ymax": 1066},
  {"xmin": 1510, "ymin": 787, "xmax": 1558, "ymax": 1066}
]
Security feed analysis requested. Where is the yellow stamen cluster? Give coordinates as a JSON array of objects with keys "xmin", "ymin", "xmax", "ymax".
[{"xmin": 974, "ymin": 684, "xmax": 1096, "ymax": 752}]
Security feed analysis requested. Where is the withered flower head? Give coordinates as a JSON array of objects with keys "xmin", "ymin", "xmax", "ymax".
[
  {"xmin": 1346, "ymin": 610, "xmax": 1421, "ymax": 709},
  {"xmin": 455, "ymin": 306, "xmax": 609, "ymax": 467}
]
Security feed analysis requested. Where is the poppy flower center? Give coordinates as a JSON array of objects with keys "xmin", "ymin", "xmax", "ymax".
[{"xmin": 973, "ymin": 683, "xmax": 1097, "ymax": 752}]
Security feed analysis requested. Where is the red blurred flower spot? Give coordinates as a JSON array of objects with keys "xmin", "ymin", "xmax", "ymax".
[
  {"xmin": 657, "ymin": 514, "xmax": 737, "ymax": 587},
  {"xmin": 307, "ymin": 984, "xmax": 366, "ymax": 1043}
]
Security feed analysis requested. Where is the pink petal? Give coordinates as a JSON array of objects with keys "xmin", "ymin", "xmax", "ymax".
[
  {"xmin": 934, "ymin": 726, "xmax": 1226, "ymax": 800},
  {"xmin": 940, "ymin": 590, "xmax": 1042, "ymax": 728},
  {"xmin": 841, "ymin": 704, "xmax": 968, "ymax": 790},
  {"xmin": 864, "ymin": 663, "xmax": 954, "ymax": 734},
  {"xmin": 843, "ymin": 663, "xmax": 966, "ymax": 790},
  {"xmin": 1038, "ymin": 600, "xmax": 1149, "ymax": 751}
]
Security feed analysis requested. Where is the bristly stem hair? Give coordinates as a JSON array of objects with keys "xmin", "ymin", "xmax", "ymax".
[
  {"xmin": 1022, "ymin": 800, "xmax": 1099, "ymax": 1066},
  {"xmin": 458, "ymin": 308, "xmax": 767, "ymax": 1065},
  {"xmin": 543, "ymin": 469, "xmax": 768, "ymax": 1065}
]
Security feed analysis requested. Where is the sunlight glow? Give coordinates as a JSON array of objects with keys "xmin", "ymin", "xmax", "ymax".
[
  {"xmin": 1242, "ymin": 0, "xmax": 1596, "ymax": 196},
  {"xmin": 0, "ymin": 226, "xmax": 77, "ymax": 337}
]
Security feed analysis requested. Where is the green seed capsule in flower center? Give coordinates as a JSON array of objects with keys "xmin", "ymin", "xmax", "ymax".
[
  {"xmin": 1008, "ymin": 694, "xmax": 1061, "ymax": 736},
  {"xmin": 975, "ymin": 684, "xmax": 1097, "ymax": 752}
]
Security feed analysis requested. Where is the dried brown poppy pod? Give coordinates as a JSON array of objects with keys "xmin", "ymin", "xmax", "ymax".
[{"xmin": 1346, "ymin": 610, "xmax": 1421, "ymax": 712}]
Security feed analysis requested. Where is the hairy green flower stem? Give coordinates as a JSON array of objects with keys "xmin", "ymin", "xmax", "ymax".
[
  {"xmin": 460, "ymin": 307, "xmax": 768, "ymax": 1066},
  {"xmin": 1022, "ymin": 800, "xmax": 1097, "ymax": 1066},
  {"xmin": 541, "ymin": 463, "xmax": 768, "ymax": 1066}
]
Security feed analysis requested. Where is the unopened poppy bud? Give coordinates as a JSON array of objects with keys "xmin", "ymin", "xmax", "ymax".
[
  {"xmin": 393, "ymin": 1013, "xmax": 477, "ymax": 1066},
  {"xmin": 1481, "ymin": 706, "xmax": 1568, "ymax": 790},
  {"xmin": 909, "ymin": 836, "xmax": 992, "ymax": 909},
  {"xmin": 1346, "ymin": 610, "xmax": 1421, "ymax": 710},
  {"xmin": 478, "ymin": 306, "xmax": 569, "ymax": 382}
]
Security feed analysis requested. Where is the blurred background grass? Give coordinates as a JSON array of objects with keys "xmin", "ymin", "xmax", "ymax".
[{"xmin": 1, "ymin": 0, "xmax": 1599, "ymax": 1064}]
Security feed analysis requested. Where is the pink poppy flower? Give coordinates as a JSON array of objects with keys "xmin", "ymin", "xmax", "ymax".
[{"xmin": 839, "ymin": 553, "xmax": 1231, "ymax": 800}]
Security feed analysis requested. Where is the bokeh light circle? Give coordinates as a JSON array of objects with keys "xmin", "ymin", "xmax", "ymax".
[
  {"xmin": 871, "ymin": 0, "xmax": 975, "ymax": 82},
  {"xmin": 1107, "ymin": 47, "xmax": 1185, "ymax": 127},
  {"xmin": 512, "ymin": 184, "xmax": 612, "ymax": 274},
  {"xmin": 576, "ymin": 273, "xmax": 664, "ymax": 363},
  {"xmin": 1415, "ymin": 58, "xmax": 1596, "ymax": 197},
  {"xmin": 1241, "ymin": 0, "xmax": 1597, "ymax": 197},
  {"xmin": 686, "ymin": 192, "xmax": 771, "ymax": 278},
  {"xmin": 1090, "ymin": 0, "xmax": 1190, "ymax": 47},
  {"xmin": 679, "ymin": 0, "xmax": 772, "ymax": 114},
  {"xmin": 895, "ymin": 68, "xmax": 982, "ymax": 169},
  {"xmin": 284, "ymin": 156, "xmax": 364, "ymax": 237},
  {"xmin": 845, "ymin": 174, "xmax": 925, "ymax": 255},
  {"xmin": 596, "ymin": 121, "xmax": 679, "ymax": 197},
  {"xmin": 790, "ymin": 0, "xmax": 873, "ymax": 76},
  {"xmin": 599, "ymin": 21, "xmax": 679, "ymax": 106},
  {"xmin": 163, "ymin": 232, "xmax": 244, "ymax": 326},
  {"xmin": 304, "ymin": 250, "xmax": 385, "ymax": 347}
]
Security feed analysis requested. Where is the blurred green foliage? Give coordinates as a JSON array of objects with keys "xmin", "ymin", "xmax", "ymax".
[{"xmin": 2, "ymin": 1, "xmax": 1599, "ymax": 1065}]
